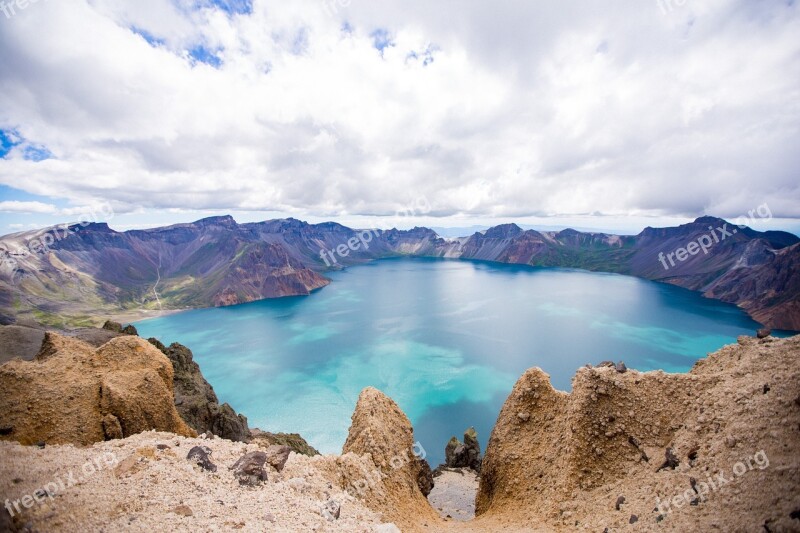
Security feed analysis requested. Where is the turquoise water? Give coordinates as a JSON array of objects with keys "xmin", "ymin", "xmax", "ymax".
[{"xmin": 135, "ymin": 257, "xmax": 777, "ymax": 465}]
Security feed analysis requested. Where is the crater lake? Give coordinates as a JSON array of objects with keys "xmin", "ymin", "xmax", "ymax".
[{"xmin": 134, "ymin": 257, "xmax": 781, "ymax": 466}]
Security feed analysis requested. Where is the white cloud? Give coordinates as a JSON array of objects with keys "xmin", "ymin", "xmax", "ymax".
[
  {"xmin": 0, "ymin": 201, "xmax": 58, "ymax": 214},
  {"xmin": 0, "ymin": 0, "xmax": 798, "ymax": 222}
]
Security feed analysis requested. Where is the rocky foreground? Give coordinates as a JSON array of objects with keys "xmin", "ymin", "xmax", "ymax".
[{"xmin": 1, "ymin": 334, "xmax": 799, "ymax": 532}]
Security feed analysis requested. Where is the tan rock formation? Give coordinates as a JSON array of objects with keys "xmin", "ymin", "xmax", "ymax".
[
  {"xmin": 339, "ymin": 387, "xmax": 440, "ymax": 531},
  {"xmin": 476, "ymin": 334, "xmax": 800, "ymax": 531},
  {"xmin": 0, "ymin": 334, "xmax": 797, "ymax": 532},
  {"xmin": 0, "ymin": 333, "xmax": 195, "ymax": 445}
]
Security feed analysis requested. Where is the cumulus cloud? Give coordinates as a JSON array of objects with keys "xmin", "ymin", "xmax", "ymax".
[
  {"xmin": 0, "ymin": 201, "xmax": 58, "ymax": 214},
  {"xmin": 0, "ymin": 0, "xmax": 798, "ymax": 221}
]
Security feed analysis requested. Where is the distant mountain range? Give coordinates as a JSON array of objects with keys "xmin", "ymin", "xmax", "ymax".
[{"xmin": 0, "ymin": 216, "xmax": 797, "ymax": 330}]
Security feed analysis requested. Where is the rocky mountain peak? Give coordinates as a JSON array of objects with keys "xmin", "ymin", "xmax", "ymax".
[
  {"xmin": 193, "ymin": 215, "xmax": 238, "ymax": 228},
  {"xmin": 693, "ymin": 215, "xmax": 727, "ymax": 225},
  {"xmin": 70, "ymin": 222, "xmax": 114, "ymax": 233},
  {"xmin": 483, "ymin": 223, "xmax": 523, "ymax": 239}
]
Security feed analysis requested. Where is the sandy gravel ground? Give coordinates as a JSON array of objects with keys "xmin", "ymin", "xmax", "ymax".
[{"xmin": 0, "ymin": 432, "xmax": 399, "ymax": 532}]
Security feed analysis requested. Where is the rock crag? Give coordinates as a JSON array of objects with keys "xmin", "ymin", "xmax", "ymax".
[
  {"xmin": 443, "ymin": 427, "xmax": 482, "ymax": 472},
  {"xmin": 337, "ymin": 387, "xmax": 440, "ymax": 531},
  {"xmin": 147, "ymin": 338, "xmax": 249, "ymax": 441}
]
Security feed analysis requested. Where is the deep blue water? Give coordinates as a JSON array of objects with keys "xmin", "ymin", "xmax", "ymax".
[{"xmin": 135, "ymin": 257, "xmax": 778, "ymax": 466}]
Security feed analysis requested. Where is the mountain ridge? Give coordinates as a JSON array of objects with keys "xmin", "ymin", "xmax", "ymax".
[{"xmin": 0, "ymin": 216, "xmax": 797, "ymax": 329}]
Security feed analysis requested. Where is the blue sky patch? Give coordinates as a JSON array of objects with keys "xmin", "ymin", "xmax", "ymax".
[
  {"xmin": 0, "ymin": 129, "xmax": 21, "ymax": 158},
  {"xmin": 131, "ymin": 26, "xmax": 166, "ymax": 47},
  {"xmin": 0, "ymin": 129, "xmax": 53, "ymax": 161},
  {"xmin": 210, "ymin": 0, "xmax": 253, "ymax": 15},
  {"xmin": 0, "ymin": 185, "xmax": 61, "ymax": 204},
  {"xmin": 370, "ymin": 28, "xmax": 395, "ymax": 55},
  {"xmin": 407, "ymin": 45, "xmax": 437, "ymax": 67},
  {"xmin": 23, "ymin": 145, "xmax": 54, "ymax": 162},
  {"xmin": 292, "ymin": 28, "xmax": 309, "ymax": 55},
  {"xmin": 189, "ymin": 45, "xmax": 223, "ymax": 67},
  {"xmin": 0, "ymin": 185, "xmax": 67, "ymax": 235},
  {"xmin": 193, "ymin": 0, "xmax": 253, "ymax": 16}
]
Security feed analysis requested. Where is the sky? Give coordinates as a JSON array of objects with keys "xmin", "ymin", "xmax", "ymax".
[{"xmin": 0, "ymin": 0, "xmax": 799, "ymax": 236}]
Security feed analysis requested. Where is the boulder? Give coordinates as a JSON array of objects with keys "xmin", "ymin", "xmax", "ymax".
[
  {"xmin": 231, "ymin": 451, "xmax": 268, "ymax": 485},
  {"xmin": 264, "ymin": 445, "xmax": 292, "ymax": 472},
  {"xmin": 0, "ymin": 333, "xmax": 195, "ymax": 446},
  {"xmin": 187, "ymin": 446, "xmax": 217, "ymax": 472}
]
